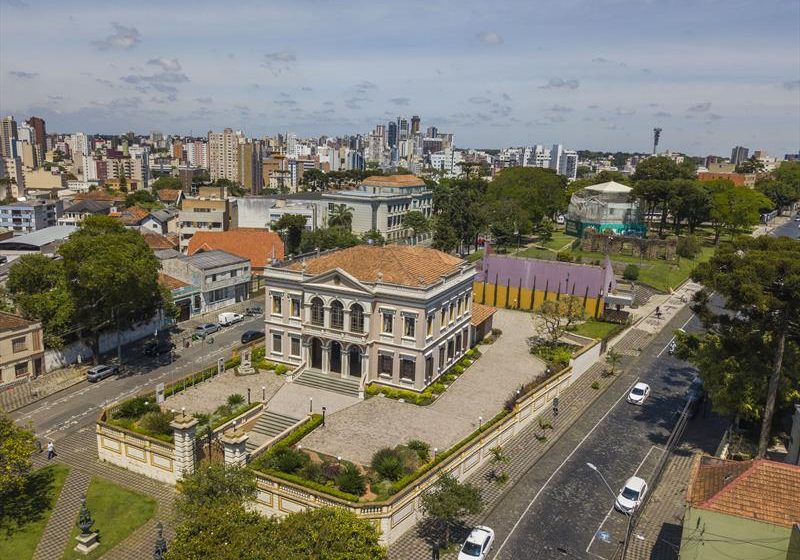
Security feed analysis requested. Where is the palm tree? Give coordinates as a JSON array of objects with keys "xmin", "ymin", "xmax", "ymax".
[{"xmin": 328, "ymin": 204, "xmax": 354, "ymax": 230}]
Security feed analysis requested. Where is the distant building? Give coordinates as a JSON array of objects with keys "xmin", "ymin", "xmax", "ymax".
[
  {"xmin": 0, "ymin": 225, "xmax": 76, "ymax": 258},
  {"xmin": 57, "ymin": 199, "xmax": 114, "ymax": 227},
  {"xmin": 731, "ymin": 145, "xmax": 750, "ymax": 166},
  {"xmin": 177, "ymin": 187, "xmax": 230, "ymax": 252},
  {"xmin": 187, "ymin": 229, "xmax": 284, "ymax": 277},
  {"xmin": 549, "ymin": 144, "xmax": 578, "ymax": 179},
  {"xmin": 0, "ymin": 312, "xmax": 45, "ymax": 387},
  {"xmin": 0, "ymin": 116, "xmax": 18, "ymax": 159},
  {"xmin": 566, "ymin": 181, "xmax": 645, "ymax": 237},
  {"xmin": 0, "ymin": 199, "xmax": 64, "ymax": 233},
  {"xmin": 208, "ymin": 128, "xmax": 241, "ymax": 183}
]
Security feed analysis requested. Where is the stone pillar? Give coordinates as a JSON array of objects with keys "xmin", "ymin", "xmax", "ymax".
[
  {"xmin": 341, "ymin": 349, "xmax": 349, "ymax": 379},
  {"xmin": 321, "ymin": 342, "xmax": 330, "ymax": 374},
  {"xmin": 221, "ymin": 428, "xmax": 250, "ymax": 467},
  {"xmin": 170, "ymin": 414, "xmax": 198, "ymax": 481}
]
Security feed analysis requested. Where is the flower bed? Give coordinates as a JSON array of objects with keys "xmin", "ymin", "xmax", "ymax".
[{"xmin": 251, "ymin": 346, "xmax": 288, "ymax": 375}]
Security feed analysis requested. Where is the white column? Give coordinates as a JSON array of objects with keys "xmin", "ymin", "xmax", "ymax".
[
  {"xmin": 341, "ymin": 347, "xmax": 349, "ymax": 379},
  {"xmin": 170, "ymin": 414, "xmax": 198, "ymax": 481},
  {"xmin": 321, "ymin": 342, "xmax": 329, "ymax": 374},
  {"xmin": 221, "ymin": 429, "xmax": 249, "ymax": 467}
]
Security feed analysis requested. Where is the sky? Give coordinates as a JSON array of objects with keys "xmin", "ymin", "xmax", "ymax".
[{"xmin": 1, "ymin": 0, "xmax": 799, "ymax": 156}]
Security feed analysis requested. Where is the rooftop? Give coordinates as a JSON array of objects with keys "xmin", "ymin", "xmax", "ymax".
[
  {"xmin": 158, "ymin": 272, "xmax": 189, "ymax": 290},
  {"xmin": 584, "ymin": 181, "xmax": 632, "ymax": 194},
  {"xmin": 114, "ymin": 206, "xmax": 150, "ymax": 225},
  {"xmin": 156, "ymin": 189, "xmax": 182, "ymax": 202},
  {"xmin": 140, "ymin": 230, "xmax": 178, "ymax": 250},
  {"xmin": 687, "ymin": 456, "xmax": 800, "ymax": 528},
  {"xmin": 361, "ymin": 174, "xmax": 426, "ymax": 188},
  {"xmin": 470, "ymin": 302, "xmax": 497, "ymax": 327},
  {"xmin": 0, "ymin": 225, "xmax": 77, "ymax": 249},
  {"xmin": 188, "ymin": 229, "xmax": 284, "ymax": 270},
  {"xmin": 0, "ymin": 311, "xmax": 38, "ymax": 332},
  {"xmin": 185, "ymin": 249, "xmax": 249, "ymax": 270},
  {"xmin": 63, "ymin": 199, "xmax": 114, "ymax": 214},
  {"xmin": 285, "ymin": 245, "xmax": 466, "ymax": 287}
]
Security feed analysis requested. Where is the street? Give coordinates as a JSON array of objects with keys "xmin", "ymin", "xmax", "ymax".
[
  {"xmin": 769, "ymin": 215, "xmax": 800, "ymax": 239},
  {"xmin": 12, "ymin": 316, "xmax": 263, "ymax": 442},
  {"xmin": 485, "ymin": 306, "xmax": 703, "ymax": 560}
]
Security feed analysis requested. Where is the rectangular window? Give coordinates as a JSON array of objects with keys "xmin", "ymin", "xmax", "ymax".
[
  {"xmin": 272, "ymin": 294, "xmax": 282, "ymax": 315},
  {"xmin": 457, "ymin": 297, "xmax": 463, "ymax": 316},
  {"xmin": 291, "ymin": 298, "xmax": 301, "ymax": 318},
  {"xmin": 439, "ymin": 347, "xmax": 446, "ymax": 370},
  {"xmin": 290, "ymin": 336, "xmax": 301, "ymax": 357},
  {"xmin": 447, "ymin": 339, "xmax": 454, "ymax": 360},
  {"xmin": 378, "ymin": 354, "xmax": 393, "ymax": 376},
  {"xmin": 382, "ymin": 312, "xmax": 393, "ymax": 334},
  {"xmin": 455, "ymin": 333, "xmax": 462, "ymax": 354},
  {"xmin": 272, "ymin": 333, "xmax": 282, "ymax": 353},
  {"xmin": 425, "ymin": 356, "xmax": 434, "ymax": 384},
  {"xmin": 400, "ymin": 358, "xmax": 415, "ymax": 382},
  {"xmin": 440, "ymin": 307, "xmax": 447, "ymax": 327},
  {"xmin": 449, "ymin": 304, "xmax": 454, "ymax": 323},
  {"xmin": 12, "ymin": 336, "xmax": 27, "ymax": 353},
  {"xmin": 404, "ymin": 316, "xmax": 415, "ymax": 338},
  {"xmin": 15, "ymin": 362, "xmax": 28, "ymax": 378},
  {"xmin": 231, "ymin": 268, "xmax": 238, "ymax": 277},
  {"xmin": 426, "ymin": 315, "xmax": 433, "ymax": 337}
]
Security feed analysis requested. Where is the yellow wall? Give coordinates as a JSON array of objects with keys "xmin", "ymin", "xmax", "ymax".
[{"xmin": 472, "ymin": 281, "xmax": 603, "ymax": 318}]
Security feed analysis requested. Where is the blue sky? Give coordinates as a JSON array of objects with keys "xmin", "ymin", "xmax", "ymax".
[{"xmin": 1, "ymin": 0, "xmax": 798, "ymax": 155}]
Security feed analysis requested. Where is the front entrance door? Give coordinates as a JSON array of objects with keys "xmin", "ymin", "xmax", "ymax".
[
  {"xmin": 330, "ymin": 342, "xmax": 342, "ymax": 374},
  {"xmin": 348, "ymin": 347, "xmax": 362, "ymax": 377},
  {"xmin": 310, "ymin": 338, "xmax": 322, "ymax": 369}
]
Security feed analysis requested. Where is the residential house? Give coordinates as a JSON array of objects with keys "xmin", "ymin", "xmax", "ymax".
[
  {"xmin": 0, "ymin": 199, "xmax": 64, "ymax": 233},
  {"xmin": 57, "ymin": 199, "xmax": 113, "ymax": 227},
  {"xmin": 160, "ymin": 250, "xmax": 251, "ymax": 314},
  {"xmin": 263, "ymin": 245, "xmax": 493, "ymax": 392},
  {"xmin": 156, "ymin": 189, "xmax": 183, "ymax": 207},
  {"xmin": 157, "ymin": 272, "xmax": 200, "ymax": 322},
  {"xmin": 187, "ymin": 229, "xmax": 284, "ymax": 276},
  {"xmin": 679, "ymin": 456, "xmax": 800, "ymax": 560},
  {"xmin": 140, "ymin": 230, "xmax": 179, "ymax": 252},
  {"xmin": 0, "ymin": 312, "xmax": 45, "ymax": 387},
  {"xmin": 177, "ymin": 186, "xmax": 231, "ymax": 253},
  {"xmin": 145, "ymin": 208, "xmax": 179, "ymax": 234}
]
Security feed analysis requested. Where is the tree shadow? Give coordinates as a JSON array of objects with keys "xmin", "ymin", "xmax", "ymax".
[
  {"xmin": 416, "ymin": 517, "xmax": 471, "ymax": 549},
  {"xmin": 0, "ymin": 466, "xmax": 56, "ymax": 536}
]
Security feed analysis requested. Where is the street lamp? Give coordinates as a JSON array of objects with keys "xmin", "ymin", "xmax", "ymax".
[
  {"xmin": 309, "ymin": 397, "xmax": 313, "ymax": 413},
  {"xmin": 586, "ymin": 462, "xmax": 616, "ymax": 501},
  {"xmin": 478, "ymin": 416, "xmax": 483, "ymax": 431}
]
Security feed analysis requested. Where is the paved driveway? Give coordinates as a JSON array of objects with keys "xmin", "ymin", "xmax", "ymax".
[{"xmin": 302, "ymin": 309, "xmax": 546, "ymax": 465}]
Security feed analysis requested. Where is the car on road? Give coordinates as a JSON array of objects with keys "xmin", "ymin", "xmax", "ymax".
[
  {"xmin": 615, "ymin": 476, "xmax": 648, "ymax": 514},
  {"xmin": 218, "ymin": 312, "xmax": 244, "ymax": 326},
  {"xmin": 241, "ymin": 330, "xmax": 265, "ymax": 344},
  {"xmin": 458, "ymin": 526, "xmax": 495, "ymax": 559},
  {"xmin": 794, "ymin": 215, "xmax": 800, "ymax": 222},
  {"xmin": 144, "ymin": 339, "xmax": 175, "ymax": 356},
  {"xmin": 245, "ymin": 306, "xmax": 263, "ymax": 316},
  {"xmin": 86, "ymin": 364, "xmax": 119, "ymax": 382},
  {"xmin": 685, "ymin": 376, "xmax": 705, "ymax": 418},
  {"xmin": 194, "ymin": 323, "xmax": 220, "ymax": 337},
  {"xmin": 627, "ymin": 382, "xmax": 651, "ymax": 405}
]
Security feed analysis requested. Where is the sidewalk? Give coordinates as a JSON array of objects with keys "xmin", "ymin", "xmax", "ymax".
[{"xmin": 1, "ymin": 367, "xmax": 86, "ymax": 413}]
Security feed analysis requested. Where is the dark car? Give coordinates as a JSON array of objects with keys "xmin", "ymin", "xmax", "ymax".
[
  {"xmin": 87, "ymin": 364, "xmax": 119, "ymax": 382},
  {"xmin": 144, "ymin": 339, "xmax": 175, "ymax": 356},
  {"xmin": 241, "ymin": 330, "xmax": 265, "ymax": 344},
  {"xmin": 685, "ymin": 376, "xmax": 706, "ymax": 418},
  {"xmin": 245, "ymin": 307, "xmax": 264, "ymax": 316}
]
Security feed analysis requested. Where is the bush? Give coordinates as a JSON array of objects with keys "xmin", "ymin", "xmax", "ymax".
[
  {"xmin": 321, "ymin": 462, "xmax": 342, "ymax": 480},
  {"xmin": 227, "ymin": 393, "xmax": 246, "ymax": 407},
  {"xmin": 591, "ymin": 381, "xmax": 600, "ymax": 390},
  {"xmin": 299, "ymin": 461, "xmax": 325, "ymax": 484},
  {"xmin": 556, "ymin": 252, "xmax": 573, "ymax": 262},
  {"xmin": 138, "ymin": 410, "xmax": 174, "ymax": 436},
  {"xmin": 465, "ymin": 348, "xmax": 480, "ymax": 360},
  {"xmin": 214, "ymin": 403, "xmax": 233, "ymax": 417},
  {"xmin": 274, "ymin": 364, "xmax": 288, "ymax": 375},
  {"xmin": 623, "ymin": 264, "xmax": 640, "ymax": 281},
  {"xmin": 430, "ymin": 383, "xmax": 446, "ymax": 394},
  {"xmin": 336, "ymin": 462, "xmax": 366, "ymax": 495},
  {"xmin": 371, "ymin": 448, "xmax": 405, "ymax": 481},
  {"xmin": 113, "ymin": 396, "xmax": 158, "ymax": 420},
  {"xmin": 450, "ymin": 365, "xmax": 465, "ymax": 376},
  {"xmin": 267, "ymin": 447, "xmax": 309, "ymax": 474},
  {"xmin": 676, "ymin": 235, "xmax": 702, "ymax": 259},
  {"xmin": 406, "ymin": 439, "xmax": 430, "ymax": 462},
  {"xmin": 442, "ymin": 374, "xmax": 457, "ymax": 385}
]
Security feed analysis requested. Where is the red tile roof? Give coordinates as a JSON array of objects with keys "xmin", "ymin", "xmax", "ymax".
[
  {"xmin": 285, "ymin": 245, "xmax": 465, "ymax": 287},
  {"xmin": 158, "ymin": 272, "xmax": 188, "ymax": 290},
  {"xmin": 0, "ymin": 311, "xmax": 37, "ymax": 332},
  {"xmin": 113, "ymin": 206, "xmax": 150, "ymax": 225},
  {"xmin": 688, "ymin": 456, "xmax": 800, "ymax": 528},
  {"xmin": 470, "ymin": 302, "xmax": 496, "ymax": 327},
  {"xmin": 141, "ymin": 231, "xmax": 178, "ymax": 250},
  {"xmin": 187, "ymin": 229, "xmax": 284, "ymax": 270},
  {"xmin": 157, "ymin": 189, "xmax": 182, "ymax": 202},
  {"xmin": 361, "ymin": 174, "xmax": 426, "ymax": 188}
]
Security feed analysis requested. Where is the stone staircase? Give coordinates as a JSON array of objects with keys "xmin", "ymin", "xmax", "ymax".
[
  {"xmin": 246, "ymin": 411, "xmax": 302, "ymax": 453},
  {"xmin": 293, "ymin": 369, "xmax": 361, "ymax": 398}
]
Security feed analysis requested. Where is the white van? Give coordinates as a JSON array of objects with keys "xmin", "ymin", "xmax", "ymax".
[{"xmin": 218, "ymin": 312, "xmax": 243, "ymax": 326}]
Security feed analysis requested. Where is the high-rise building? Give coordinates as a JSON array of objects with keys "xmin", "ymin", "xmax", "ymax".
[
  {"xmin": 731, "ymin": 145, "xmax": 749, "ymax": 165},
  {"xmin": 1, "ymin": 116, "xmax": 18, "ymax": 159},
  {"xmin": 26, "ymin": 116, "xmax": 46, "ymax": 159},
  {"xmin": 558, "ymin": 150, "xmax": 578, "ymax": 180},
  {"xmin": 208, "ymin": 129, "xmax": 241, "ymax": 182},
  {"xmin": 72, "ymin": 132, "xmax": 89, "ymax": 157},
  {"xmin": 397, "ymin": 116, "xmax": 409, "ymax": 142},
  {"xmin": 238, "ymin": 140, "xmax": 263, "ymax": 195},
  {"xmin": 426, "ymin": 126, "xmax": 438, "ymax": 139},
  {"xmin": 186, "ymin": 141, "xmax": 208, "ymax": 168},
  {"xmin": 410, "ymin": 115, "xmax": 421, "ymax": 135},
  {"xmin": 387, "ymin": 121, "xmax": 397, "ymax": 148}
]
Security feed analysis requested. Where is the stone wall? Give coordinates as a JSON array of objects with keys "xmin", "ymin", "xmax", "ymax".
[
  {"xmin": 581, "ymin": 230, "xmax": 677, "ymax": 262},
  {"xmin": 96, "ymin": 422, "xmax": 177, "ymax": 485}
]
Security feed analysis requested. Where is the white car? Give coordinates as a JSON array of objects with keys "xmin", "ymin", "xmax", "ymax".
[
  {"xmin": 458, "ymin": 526, "xmax": 495, "ymax": 559},
  {"xmin": 627, "ymin": 382, "xmax": 651, "ymax": 405},
  {"xmin": 615, "ymin": 476, "xmax": 648, "ymax": 514},
  {"xmin": 217, "ymin": 312, "xmax": 243, "ymax": 326}
]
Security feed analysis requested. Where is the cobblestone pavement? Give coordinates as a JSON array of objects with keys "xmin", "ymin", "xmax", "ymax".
[
  {"xmin": 1, "ymin": 367, "xmax": 87, "ymax": 413},
  {"xmin": 266, "ymin": 381, "xmax": 360, "ymax": 418},
  {"xmin": 30, "ymin": 427, "xmax": 176, "ymax": 560},
  {"xmin": 303, "ymin": 310, "xmax": 546, "ymax": 465}
]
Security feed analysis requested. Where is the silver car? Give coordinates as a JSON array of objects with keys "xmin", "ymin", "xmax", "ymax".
[
  {"xmin": 194, "ymin": 323, "xmax": 220, "ymax": 337},
  {"xmin": 87, "ymin": 364, "xmax": 119, "ymax": 382}
]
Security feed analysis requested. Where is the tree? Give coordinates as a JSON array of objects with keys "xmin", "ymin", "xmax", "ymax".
[
  {"xmin": 151, "ymin": 176, "xmax": 183, "ymax": 191},
  {"xmin": 277, "ymin": 507, "xmax": 386, "ymax": 559},
  {"xmin": 0, "ymin": 412, "xmax": 35, "ymax": 501},
  {"xmin": 690, "ymin": 236, "xmax": 800, "ymax": 458},
  {"xmin": 670, "ymin": 180, "xmax": 711, "ymax": 233},
  {"xmin": 361, "ymin": 229, "xmax": 385, "ymax": 245},
  {"xmin": 676, "ymin": 235, "xmax": 702, "ymax": 259},
  {"xmin": 300, "ymin": 168, "xmax": 329, "ymax": 192},
  {"xmin": 432, "ymin": 179, "xmax": 488, "ymax": 253},
  {"xmin": 273, "ymin": 214, "xmax": 308, "ymax": 255},
  {"xmin": 537, "ymin": 296, "xmax": 587, "ymax": 344},
  {"xmin": 756, "ymin": 161, "xmax": 800, "ymax": 211},
  {"xmin": 419, "ymin": 473, "xmax": 483, "ymax": 546},
  {"xmin": 176, "ymin": 463, "xmax": 257, "ymax": 520},
  {"xmin": 327, "ymin": 204, "xmax": 354, "ymax": 230},
  {"xmin": 402, "ymin": 210, "xmax": 429, "ymax": 244},
  {"xmin": 632, "ymin": 156, "xmax": 694, "ymax": 182},
  {"xmin": 299, "ymin": 226, "xmax": 361, "ymax": 254},
  {"xmin": 122, "ymin": 189, "xmax": 161, "ymax": 210},
  {"xmin": 704, "ymin": 179, "xmax": 772, "ymax": 244},
  {"xmin": 58, "ymin": 215, "xmax": 165, "ymax": 359},
  {"xmin": 605, "ymin": 348, "xmax": 622, "ymax": 376},
  {"xmin": 0, "ymin": 411, "xmax": 43, "ymax": 536},
  {"xmin": 486, "ymin": 167, "xmax": 566, "ymax": 226},
  {"xmin": 575, "ymin": 165, "xmax": 592, "ymax": 179},
  {"xmin": 735, "ymin": 156, "xmax": 766, "ymax": 174}
]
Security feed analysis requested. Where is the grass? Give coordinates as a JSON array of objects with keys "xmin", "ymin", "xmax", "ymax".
[
  {"xmin": 0, "ymin": 464, "xmax": 70, "ymax": 560},
  {"xmin": 538, "ymin": 232, "xmax": 575, "ymax": 251},
  {"xmin": 61, "ymin": 477, "xmax": 156, "ymax": 560},
  {"xmin": 466, "ymin": 249, "xmax": 484, "ymax": 263},
  {"xmin": 514, "ymin": 246, "xmax": 558, "ymax": 260},
  {"xmin": 569, "ymin": 319, "xmax": 624, "ymax": 340}
]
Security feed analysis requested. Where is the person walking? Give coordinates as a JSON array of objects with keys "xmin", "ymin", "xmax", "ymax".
[{"xmin": 47, "ymin": 441, "xmax": 56, "ymax": 460}]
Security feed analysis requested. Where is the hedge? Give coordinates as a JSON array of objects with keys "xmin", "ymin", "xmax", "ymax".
[
  {"xmin": 365, "ymin": 385, "xmax": 435, "ymax": 405},
  {"xmin": 250, "ymin": 414, "xmax": 323, "ymax": 471},
  {"xmin": 256, "ymin": 468, "xmax": 361, "ymax": 502},
  {"xmin": 209, "ymin": 401, "xmax": 261, "ymax": 431}
]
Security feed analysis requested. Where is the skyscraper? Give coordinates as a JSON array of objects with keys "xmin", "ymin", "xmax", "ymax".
[
  {"xmin": 397, "ymin": 116, "xmax": 409, "ymax": 142},
  {"xmin": 730, "ymin": 145, "xmax": 749, "ymax": 165},
  {"xmin": 1, "ymin": 116, "xmax": 18, "ymax": 158},
  {"xmin": 410, "ymin": 115, "xmax": 421, "ymax": 135},
  {"xmin": 26, "ymin": 116, "xmax": 46, "ymax": 158},
  {"xmin": 387, "ymin": 121, "xmax": 397, "ymax": 148},
  {"xmin": 208, "ymin": 128, "xmax": 241, "ymax": 182}
]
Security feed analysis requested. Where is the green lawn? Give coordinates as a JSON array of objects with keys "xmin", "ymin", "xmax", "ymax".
[
  {"xmin": 466, "ymin": 249, "xmax": 484, "ymax": 263},
  {"xmin": 0, "ymin": 464, "xmax": 71, "ymax": 560},
  {"xmin": 61, "ymin": 477, "xmax": 156, "ymax": 560},
  {"xmin": 514, "ymin": 246, "xmax": 558, "ymax": 260},
  {"xmin": 539, "ymin": 232, "xmax": 575, "ymax": 251},
  {"xmin": 569, "ymin": 320, "xmax": 624, "ymax": 340}
]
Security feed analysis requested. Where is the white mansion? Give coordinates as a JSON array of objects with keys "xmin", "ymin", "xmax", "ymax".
[{"xmin": 263, "ymin": 245, "xmax": 492, "ymax": 392}]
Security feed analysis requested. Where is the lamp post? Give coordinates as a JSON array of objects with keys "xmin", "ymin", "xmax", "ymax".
[
  {"xmin": 478, "ymin": 416, "xmax": 483, "ymax": 431},
  {"xmin": 309, "ymin": 396, "xmax": 313, "ymax": 413},
  {"xmin": 262, "ymin": 386, "xmax": 266, "ymax": 401},
  {"xmin": 586, "ymin": 462, "xmax": 616, "ymax": 501},
  {"xmin": 322, "ymin": 406, "xmax": 326, "ymax": 427}
]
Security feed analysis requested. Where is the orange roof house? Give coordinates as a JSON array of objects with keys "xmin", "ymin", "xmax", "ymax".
[
  {"xmin": 187, "ymin": 229, "xmax": 284, "ymax": 273},
  {"xmin": 156, "ymin": 189, "xmax": 183, "ymax": 205}
]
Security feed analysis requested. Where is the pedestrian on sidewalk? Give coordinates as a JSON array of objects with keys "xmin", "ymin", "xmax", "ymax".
[{"xmin": 47, "ymin": 441, "xmax": 56, "ymax": 460}]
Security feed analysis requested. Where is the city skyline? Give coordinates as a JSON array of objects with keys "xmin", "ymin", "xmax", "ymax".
[{"xmin": 1, "ymin": 0, "xmax": 798, "ymax": 155}]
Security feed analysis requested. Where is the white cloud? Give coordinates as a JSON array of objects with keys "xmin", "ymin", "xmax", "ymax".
[
  {"xmin": 477, "ymin": 31, "xmax": 504, "ymax": 45},
  {"xmin": 92, "ymin": 23, "xmax": 141, "ymax": 50},
  {"xmin": 147, "ymin": 57, "xmax": 182, "ymax": 72}
]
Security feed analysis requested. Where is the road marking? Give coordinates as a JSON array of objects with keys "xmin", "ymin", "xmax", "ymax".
[
  {"xmin": 585, "ymin": 445, "xmax": 664, "ymax": 557},
  {"xmin": 490, "ymin": 378, "xmax": 639, "ymax": 560},
  {"xmin": 655, "ymin": 314, "xmax": 695, "ymax": 358}
]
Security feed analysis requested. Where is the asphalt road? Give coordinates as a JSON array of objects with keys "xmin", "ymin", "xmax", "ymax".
[
  {"xmin": 485, "ymin": 306, "xmax": 703, "ymax": 560},
  {"xmin": 769, "ymin": 215, "xmax": 800, "ymax": 239},
  {"xmin": 12, "ymin": 316, "xmax": 263, "ymax": 442}
]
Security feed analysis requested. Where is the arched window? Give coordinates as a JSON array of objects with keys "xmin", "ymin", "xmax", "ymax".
[
  {"xmin": 330, "ymin": 300, "xmax": 344, "ymax": 330},
  {"xmin": 311, "ymin": 297, "xmax": 324, "ymax": 326},
  {"xmin": 350, "ymin": 304, "xmax": 364, "ymax": 333}
]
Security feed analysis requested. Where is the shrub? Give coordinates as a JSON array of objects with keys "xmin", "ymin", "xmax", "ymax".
[
  {"xmin": 372, "ymin": 448, "xmax": 405, "ymax": 481},
  {"xmin": 214, "ymin": 403, "xmax": 233, "ymax": 418},
  {"xmin": 676, "ymin": 235, "xmax": 702, "ymax": 259},
  {"xmin": 491, "ymin": 328, "xmax": 503, "ymax": 336},
  {"xmin": 623, "ymin": 264, "xmax": 640, "ymax": 281},
  {"xmin": 406, "ymin": 439, "xmax": 430, "ymax": 462},
  {"xmin": 442, "ymin": 374, "xmax": 457, "ymax": 385},
  {"xmin": 538, "ymin": 416, "xmax": 553, "ymax": 430},
  {"xmin": 113, "ymin": 396, "xmax": 158, "ymax": 420},
  {"xmin": 556, "ymin": 252, "xmax": 573, "ymax": 262},
  {"xmin": 365, "ymin": 384, "xmax": 434, "ymax": 405},
  {"xmin": 336, "ymin": 462, "xmax": 366, "ymax": 495},
  {"xmin": 138, "ymin": 411, "xmax": 174, "ymax": 436},
  {"xmin": 321, "ymin": 462, "xmax": 342, "ymax": 481},
  {"xmin": 591, "ymin": 381, "xmax": 600, "ymax": 390},
  {"xmin": 430, "ymin": 383, "xmax": 446, "ymax": 394},
  {"xmin": 267, "ymin": 447, "xmax": 309, "ymax": 474},
  {"xmin": 465, "ymin": 348, "xmax": 480, "ymax": 360},
  {"xmin": 450, "ymin": 365, "xmax": 465, "ymax": 376},
  {"xmin": 226, "ymin": 393, "xmax": 246, "ymax": 407},
  {"xmin": 274, "ymin": 364, "xmax": 288, "ymax": 375},
  {"xmin": 299, "ymin": 461, "xmax": 325, "ymax": 484}
]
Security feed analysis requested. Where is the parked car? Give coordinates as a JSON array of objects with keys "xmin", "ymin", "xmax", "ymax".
[
  {"xmin": 615, "ymin": 476, "xmax": 648, "ymax": 514},
  {"xmin": 241, "ymin": 330, "xmax": 265, "ymax": 344},
  {"xmin": 86, "ymin": 364, "xmax": 119, "ymax": 382},
  {"xmin": 245, "ymin": 306, "xmax": 264, "ymax": 316},
  {"xmin": 194, "ymin": 323, "xmax": 220, "ymax": 337},
  {"xmin": 627, "ymin": 382, "xmax": 651, "ymax": 405},
  {"xmin": 685, "ymin": 376, "xmax": 706, "ymax": 418},
  {"xmin": 144, "ymin": 339, "xmax": 175, "ymax": 356},
  {"xmin": 218, "ymin": 312, "xmax": 243, "ymax": 326},
  {"xmin": 794, "ymin": 215, "xmax": 800, "ymax": 222},
  {"xmin": 458, "ymin": 526, "xmax": 495, "ymax": 560}
]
